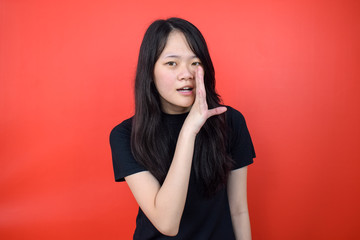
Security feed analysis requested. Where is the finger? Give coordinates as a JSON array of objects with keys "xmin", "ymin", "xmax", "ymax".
[
  {"xmin": 195, "ymin": 66, "xmax": 205, "ymax": 93},
  {"xmin": 195, "ymin": 66, "xmax": 207, "ymax": 109},
  {"xmin": 207, "ymin": 106, "xmax": 227, "ymax": 118}
]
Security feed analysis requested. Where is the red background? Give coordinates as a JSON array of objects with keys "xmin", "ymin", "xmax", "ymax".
[{"xmin": 1, "ymin": 0, "xmax": 359, "ymax": 239}]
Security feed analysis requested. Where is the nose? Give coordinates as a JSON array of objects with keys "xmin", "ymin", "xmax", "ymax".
[{"xmin": 178, "ymin": 64, "xmax": 194, "ymax": 81}]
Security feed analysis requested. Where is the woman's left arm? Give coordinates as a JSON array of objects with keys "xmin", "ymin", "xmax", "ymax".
[{"xmin": 227, "ymin": 166, "xmax": 252, "ymax": 240}]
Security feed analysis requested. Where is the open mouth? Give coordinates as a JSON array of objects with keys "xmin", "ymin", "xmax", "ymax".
[{"xmin": 177, "ymin": 87, "xmax": 193, "ymax": 92}]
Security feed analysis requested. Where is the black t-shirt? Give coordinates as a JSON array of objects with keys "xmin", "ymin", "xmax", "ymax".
[{"xmin": 110, "ymin": 106, "xmax": 255, "ymax": 239}]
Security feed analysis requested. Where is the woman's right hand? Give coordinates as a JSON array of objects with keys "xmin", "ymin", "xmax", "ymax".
[{"xmin": 183, "ymin": 66, "xmax": 227, "ymax": 135}]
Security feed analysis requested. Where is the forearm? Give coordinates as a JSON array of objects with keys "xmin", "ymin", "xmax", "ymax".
[
  {"xmin": 228, "ymin": 167, "xmax": 251, "ymax": 240},
  {"xmin": 152, "ymin": 127, "xmax": 196, "ymax": 235},
  {"xmin": 125, "ymin": 66, "xmax": 226, "ymax": 236},
  {"xmin": 232, "ymin": 211, "xmax": 252, "ymax": 240}
]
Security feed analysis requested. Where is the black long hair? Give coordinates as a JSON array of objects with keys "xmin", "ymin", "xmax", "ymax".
[{"xmin": 131, "ymin": 17, "xmax": 233, "ymax": 196}]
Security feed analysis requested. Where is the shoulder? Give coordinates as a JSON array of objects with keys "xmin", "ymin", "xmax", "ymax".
[
  {"xmin": 224, "ymin": 106, "xmax": 256, "ymax": 166},
  {"xmin": 224, "ymin": 105, "xmax": 251, "ymax": 146},
  {"xmin": 224, "ymin": 106, "xmax": 246, "ymax": 126},
  {"xmin": 109, "ymin": 117, "xmax": 133, "ymax": 143},
  {"xmin": 109, "ymin": 116, "xmax": 146, "ymax": 182}
]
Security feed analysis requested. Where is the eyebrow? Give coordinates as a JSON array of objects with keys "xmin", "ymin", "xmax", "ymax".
[{"xmin": 163, "ymin": 54, "xmax": 198, "ymax": 59}]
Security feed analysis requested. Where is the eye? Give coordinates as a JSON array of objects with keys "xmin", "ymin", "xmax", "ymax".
[
  {"xmin": 192, "ymin": 61, "xmax": 202, "ymax": 66},
  {"xmin": 165, "ymin": 61, "xmax": 177, "ymax": 66}
]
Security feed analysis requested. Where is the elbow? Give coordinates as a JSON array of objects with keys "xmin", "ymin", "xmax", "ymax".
[
  {"xmin": 161, "ymin": 229, "xmax": 179, "ymax": 237},
  {"xmin": 156, "ymin": 222, "xmax": 179, "ymax": 237},
  {"xmin": 148, "ymin": 206, "xmax": 181, "ymax": 236},
  {"xmin": 231, "ymin": 208, "xmax": 249, "ymax": 218}
]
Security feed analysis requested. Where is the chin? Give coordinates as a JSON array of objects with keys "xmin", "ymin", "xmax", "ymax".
[
  {"xmin": 181, "ymin": 103, "xmax": 194, "ymax": 110},
  {"xmin": 174, "ymin": 104, "xmax": 192, "ymax": 113}
]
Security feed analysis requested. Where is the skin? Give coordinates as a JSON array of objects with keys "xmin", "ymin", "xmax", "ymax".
[
  {"xmin": 125, "ymin": 31, "xmax": 251, "ymax": 239},
  {"xmin": 228, "ymin": 167, "xmax": 252, "ymax": 240},
  {"xmin": 153, "ymin": 31, "xmax": 200, "ymax": 114}
]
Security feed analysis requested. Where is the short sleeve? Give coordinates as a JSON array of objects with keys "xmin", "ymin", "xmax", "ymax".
[
  {"xmin": 109, "ymin": 118, "xmax": 147, "ymax": 182},
  {"xmin": 226, "ymin": 106, "xmax": 256, "ymax": 170}
]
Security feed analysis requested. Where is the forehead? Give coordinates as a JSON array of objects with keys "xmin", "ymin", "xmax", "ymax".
[{"xmin": 160, "ymin": 31, "xmax": 195, "ymax": 57}]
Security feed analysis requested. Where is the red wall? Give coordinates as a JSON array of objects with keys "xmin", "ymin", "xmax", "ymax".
[{"xmin": 1, "ymin": 0, "xmax": 359, "ymax": 239}]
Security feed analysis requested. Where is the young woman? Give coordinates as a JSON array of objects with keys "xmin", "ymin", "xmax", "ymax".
[{"xmin": 110, "ymin": 17, "xmax": 255, "ymax": 239}]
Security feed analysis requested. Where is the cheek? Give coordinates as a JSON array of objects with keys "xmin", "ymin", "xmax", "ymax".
[{"xmin": 154, "ymin": 72, "xmax": 174, "ymax": 92}]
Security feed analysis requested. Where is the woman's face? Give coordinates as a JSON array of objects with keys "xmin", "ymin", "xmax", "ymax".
[{"xmin": 154, "ymin": 31, "xmax": 201, "ymax": 114}]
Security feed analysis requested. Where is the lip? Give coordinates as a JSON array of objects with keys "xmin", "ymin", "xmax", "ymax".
[
  {"xmin": 176, "ymin": 85, "xmax": 194, "ymax": 90},
  {"xmin": 177, "ymin": 85, "xmax": 194, "ymax": 96}
]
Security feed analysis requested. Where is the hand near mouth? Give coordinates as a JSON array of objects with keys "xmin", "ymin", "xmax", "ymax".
[{"xmin": 183, "ymin": 66, "xmax": 227, "ymax": 135}]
